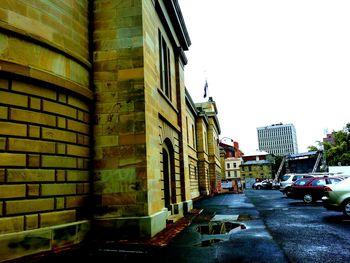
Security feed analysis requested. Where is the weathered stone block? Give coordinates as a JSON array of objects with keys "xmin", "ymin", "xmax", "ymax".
[
  {"xmin": 28, "ymin": 125, "xmax": 40, "ymax": 138},
  {"xmin": 41, "ymin": 155, "xmax": 77, "ymax": 168},
  {"xmin": 27, "ymin": 184, "xmax": 40, "ymax": 197},
  {"xmin": 66, "ymin": 170, "xmax": 89, "ymax": 182},
  {"xmin": 0, "ymin": 90, "xmax": 28, "ymax": 107},
  {"xmin": 0, "ymin": 137, "xmax": 6, "ymax": 150},
  {"xmin": 6, "ymin": 199, "xmax": 54, "ymax": 215},
  {"xmin": 40, "ymin": 210, "xmax": 76, "ymax": 228},
  {"xmin": 66, "ymin": 195, "xmax": 87, "ymax": 208},
  {"xmin": 0, "ymin": 153, "xmax": 26, "ymax": 166},
  {"xmin": 0, "ymin": 78, "xmax": 9, "ymax": 89},
  {"xmin": 67, "ymin": 119, "xmax": 89, "ymax": 134},
  {"xmin": 68, "ymin": 96, "xmax": 89, "ymax": 111},
  {"xmin": 41, "ymin": 183, "xmax": 76, "ymax": 196},
  {"xmin": 25, "ymin": 214, "xmax": 39, "ymax": 230},
  {"xmin": 27, "ymin": 154, "xmax": 41, "ymax": 167},
  {"xmin": 0, "ymin": 169, "xmax": 5, "ymax": 183},
  {"xmin": 0, "ymin": 105, "xmax": 8, "ymax": 119},
  {"xmin": 7, "ymin": 169, "xmax": 55, "ymax": 182},
  {"xmin": 8, "ymin": 138, "xmax": 56, "ymax": 153},
  {"xmin": 55, "ymin": 197, "xmax": 65, "ymax": 210},
  {"xmin": 29, "ymin": 97, "xmax": 41, "ymax": 110},
  {"xmin": 0, "ymin": 216, "xmax": 24, "ymax": 234},
  {"xmin": 43, "ymin": 100, "xmax": 77, "ymax": 119},
  {"xmin": 56, "ymin": 143, "xmax": 66, "ymax": 155},
  {"xmin": 0, "ymin": 121, "xmax": 27, "ymax": 136},
  {"xmin": 56, "ymin": 170, "xmax": 66, "ymax": 182},
  {"xmin": 42, "ymin": 127, "xmax": 76, "ymax": 143},
  {"xmin": 67, "ymin": 144, "xmax": 90, "ymax": 157},
  {"xmin": 10, "ymin": 108, "xmax": 56, "ymax": 126},
  {"xmin": 12, "ymin": 81, "xmax": 56, "ymax": 100},
  {"xmin": 0, "ymin": 185, "xmax": 26, "ymax": 199}
]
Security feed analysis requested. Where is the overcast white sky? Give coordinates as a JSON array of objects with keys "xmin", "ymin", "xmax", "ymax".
[{"xmin": 178, "ymin": 0, "xmax": 350, "ymax": 154}]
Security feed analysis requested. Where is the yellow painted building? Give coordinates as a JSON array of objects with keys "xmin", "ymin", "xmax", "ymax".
[{"xmin": 0, "ymin": 1, "xmax": 221, "ymax": 261}]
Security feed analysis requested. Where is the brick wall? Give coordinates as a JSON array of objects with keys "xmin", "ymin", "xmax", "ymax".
[
  {"xmin": 0, "ymin": 76, "xmax": 91, "ymax": 228},
  {"xmin": 0, "ymin": 76, "xmax": 91, "ymax": 261}
]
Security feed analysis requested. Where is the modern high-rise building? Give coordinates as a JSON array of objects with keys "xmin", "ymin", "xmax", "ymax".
[{"xmin": 257, "ymin": 123, "xmax": 298, "ymax": 156}]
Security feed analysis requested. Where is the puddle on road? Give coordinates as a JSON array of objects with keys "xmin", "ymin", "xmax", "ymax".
[
  {"xmin": 196, "ymin": 222, "xmax": 244, "ymax": 235},
  {"xmin": 194, "ymin": 220, "xmax": 246, "ymax": 247}
]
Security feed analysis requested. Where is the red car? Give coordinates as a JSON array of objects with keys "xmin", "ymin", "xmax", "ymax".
[{"xmin": 290, "ymin": 176, "xmax": 343, "ymax": 203}]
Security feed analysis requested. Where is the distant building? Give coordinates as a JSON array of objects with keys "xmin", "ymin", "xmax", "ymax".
[
  {"xmin": 323, "ymin": 132, "xmax": 336, "ymax": 145},
  {"xmin": 257, "ymin": 123, "xmax": 298, "ymax": 156},
  {"xmin": 219, "ymin": 139, "xmax": 243, "ymax": 192},
  {"xmin": 240, "ymin": 150, "xmax": 274, "ymax": 188}
]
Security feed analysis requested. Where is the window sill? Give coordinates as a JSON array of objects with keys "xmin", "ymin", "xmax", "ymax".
[{"xmin": 157, "ymin": 88, "xmax": 178, "ymax": 113}]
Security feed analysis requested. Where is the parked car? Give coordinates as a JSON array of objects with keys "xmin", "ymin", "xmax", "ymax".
[
  {"xmin": 322, "ymin": 177, "xmax": 350, "ymax": 217},
  {"xmin": 252, "ymin": 179, "xmax": 280, "ymax": 190},
  {"xmin": 289, "ymin": 176, "xmax": 343, "ymax": 203},
  {"xmin": 253, "ymin": 179, "xmax": 271, "ymax": 190},
  {"xmin": 252, "ymin": 180, "xmax": 268, "ymax": 190},
  {"xmin": 279, "ymin": 173, "xmax": 316, "ymax": 196}
]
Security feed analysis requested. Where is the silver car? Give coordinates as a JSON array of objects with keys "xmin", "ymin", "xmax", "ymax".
[{"xmin": 322, "ymin": 177, "xmax": 350, "ymax": 217}]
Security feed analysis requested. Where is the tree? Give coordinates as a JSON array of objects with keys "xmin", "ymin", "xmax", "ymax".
[
  {"xmin": 314, "ymin": 123, "xmax": 350, "ymax": 166},
  {"xmin": 307, "ymin": 145, "xmax": 318, "ymax": 152}
]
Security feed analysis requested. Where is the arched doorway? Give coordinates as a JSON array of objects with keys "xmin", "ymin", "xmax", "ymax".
[{"xmin": 162, "ymin": 139, "xmax": 176, "ymax": 211}]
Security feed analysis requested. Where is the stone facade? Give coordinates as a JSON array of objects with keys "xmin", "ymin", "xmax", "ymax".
[
  {"xmin": 0, "ymin": 1, "xmax": 221, "ymax": 261},
  {"xmin": 196, "ymin": 98, "xmax": 222, "ymax": 194}
]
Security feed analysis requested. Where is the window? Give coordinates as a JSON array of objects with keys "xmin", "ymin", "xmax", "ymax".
[
  {"xmin": 228, "ymin": 171, "xmax": 231, "ymax": 177},
  {"xmin": 192, "ymin": 124, "xmax": 196, "ymax": 148},
  {"xmin": 312, "ymin": 179, "xmax": 326, "ymax": 186},
  {"xmin": 186, "ymin": 117, "xmax": 189, "ymax": 144},
  {"xmin": 158, "ymin": 30, "xmax": 171, "ymax": 100},
  {"xmin": 227, "ymin": 163, "xmax": 230, "ymax": 168},
  {"xmin": 233, "ymin": 163, "xmax": 237, "ymax": 168}
]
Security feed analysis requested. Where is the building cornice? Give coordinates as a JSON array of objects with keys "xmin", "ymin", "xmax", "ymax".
[{"xmin": 162, "ymin": 0, "xmax": 191, "ymax": 50}]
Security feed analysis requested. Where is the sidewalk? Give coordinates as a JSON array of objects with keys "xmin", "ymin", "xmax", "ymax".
[{"xmin": 34, "ymin": 192, "xmax": 289, "ymax": 263}]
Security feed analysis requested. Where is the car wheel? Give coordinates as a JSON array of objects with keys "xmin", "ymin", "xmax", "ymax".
[
  {"xmin": 285, "ymin": 188, "xmax": 292, "ymax": 197},
  {"xmin": 343, "ymin": 200, "xmax": 350, "ymax": 218},
  {"xmin": 257, "ymin": 185, "xmax": 262, "ymax": 190},
  {"xmin": 303, "ymin": 194, "xmax": 313, "ymax": 204}
]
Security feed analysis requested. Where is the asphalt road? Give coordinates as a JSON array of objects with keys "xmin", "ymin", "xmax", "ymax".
[
  {"xmin": 34, "ymin": 189, "xmax": 350, "ymax": 263},
  {"xmin": 245, "ymin": 189, "xmax": 350, "ymax": 263}
]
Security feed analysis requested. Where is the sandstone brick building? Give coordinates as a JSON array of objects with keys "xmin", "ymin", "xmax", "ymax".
[{"xmin": 0, "ymin": 1, "xmax": 221, "ymax": 261}]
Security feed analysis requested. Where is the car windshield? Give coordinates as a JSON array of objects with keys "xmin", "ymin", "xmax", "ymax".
[
  {"xmin": 294, "ymin": 179, "xmax": 309, "ymax": 186},
  {"xmin": 292, "ymin": 175, "xmax": 303, "ymax": 181},
  {"xmin": 281, "ymin": 175, "xmax": 291, "ymax": 181}
]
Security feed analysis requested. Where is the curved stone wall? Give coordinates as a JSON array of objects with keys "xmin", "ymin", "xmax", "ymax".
[{"xmin": 0, "ymin": 1, "xmax": 92, "ymax": 261}]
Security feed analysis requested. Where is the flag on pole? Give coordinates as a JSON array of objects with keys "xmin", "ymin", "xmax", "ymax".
[{"xmin": 203, "ymin": 80, "xmax": 208, "ymax": 98}]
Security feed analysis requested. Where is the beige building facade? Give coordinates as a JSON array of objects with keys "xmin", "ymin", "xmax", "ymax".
[{"xmin": 0, "ymin": 1, "xmax": 221, "ymax": 261}]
